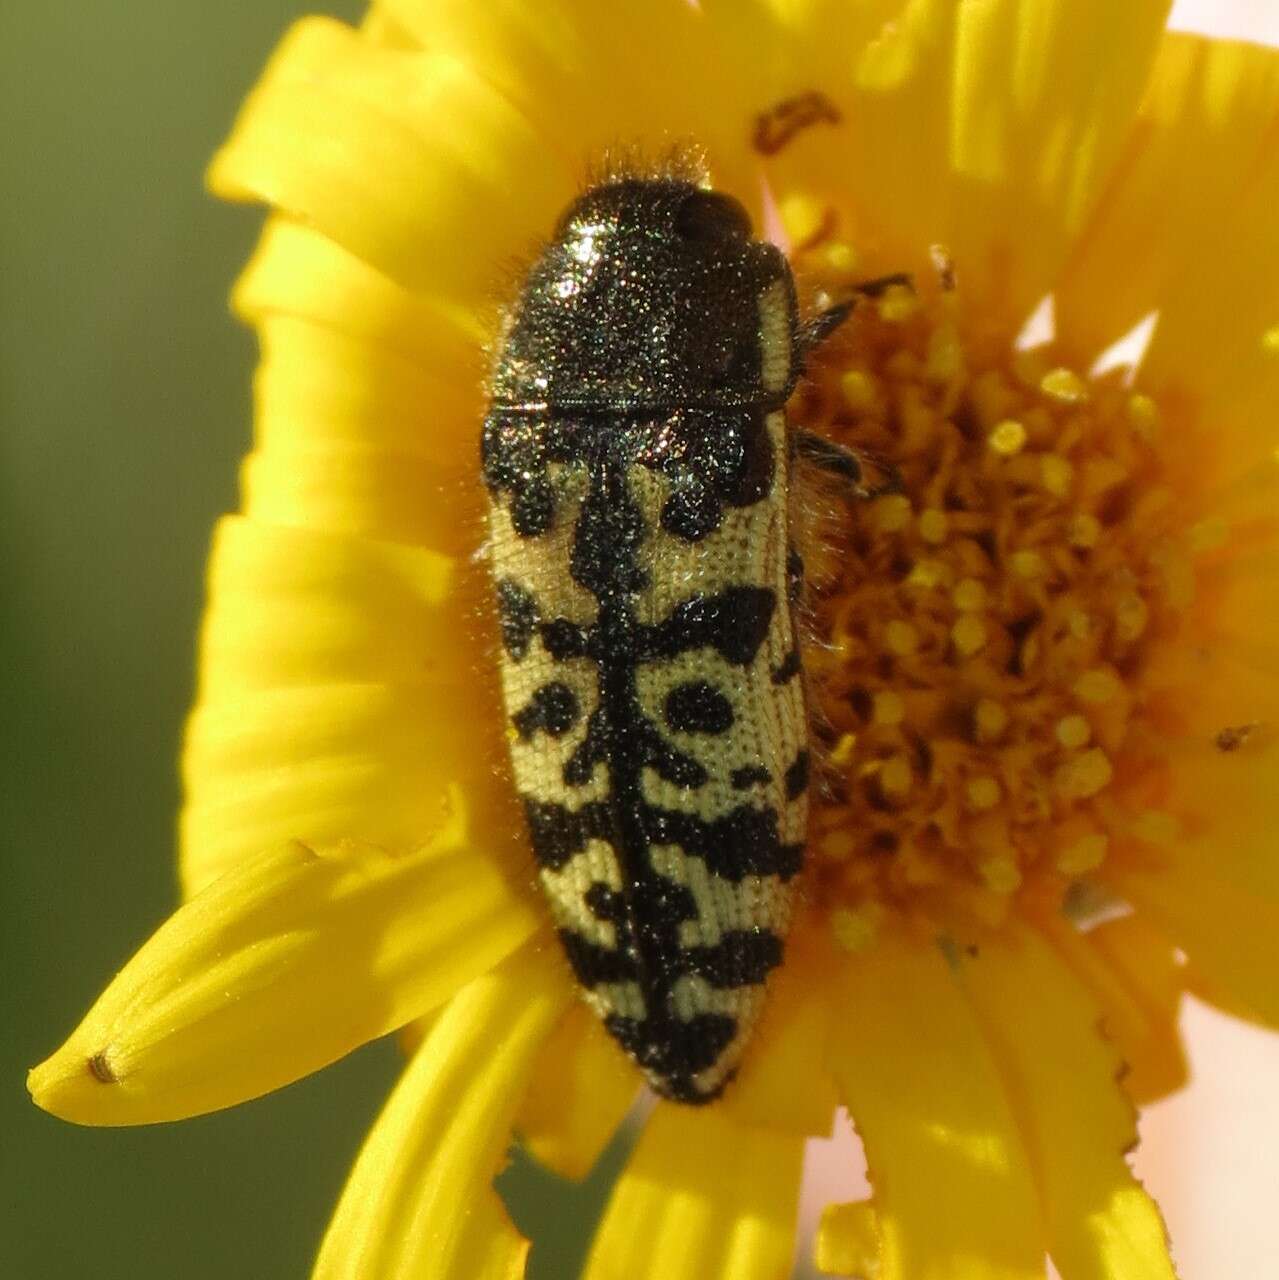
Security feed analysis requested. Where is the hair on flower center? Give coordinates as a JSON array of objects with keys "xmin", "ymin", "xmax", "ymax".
[{"xmin": 791, "ymin": 241, "xmax": 1203, "ymax": 948}]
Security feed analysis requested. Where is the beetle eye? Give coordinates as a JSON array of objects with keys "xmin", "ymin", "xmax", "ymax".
[{"xmin": 674, "ymin": 191, "xmax": 752, "ymax": 243}]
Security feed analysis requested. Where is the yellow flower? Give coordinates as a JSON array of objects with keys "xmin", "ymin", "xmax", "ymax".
[{"xmin": 28, "ymin": 2, "xmax": 1279, "ymax": 1277}]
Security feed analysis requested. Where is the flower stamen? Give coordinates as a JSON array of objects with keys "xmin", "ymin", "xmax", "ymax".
[{"xmin": 793, "ymin": 238, "xmax": 1221, "ymax": 936}]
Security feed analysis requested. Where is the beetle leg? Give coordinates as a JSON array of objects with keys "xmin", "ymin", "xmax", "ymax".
[
  {"xmin": 847, "ymin": 271, "xmax": 914, "ymax": 298},
  {"xmin": 797, "ymin": 299, "xmax": 855, "ymax": 354},
  {"xmin": 797, "ymin": 272, "xmax": 916, "ymax": 359},
  {"xmin": 793, "ymin": 430, "xmax": 904, "ymax": 500}
]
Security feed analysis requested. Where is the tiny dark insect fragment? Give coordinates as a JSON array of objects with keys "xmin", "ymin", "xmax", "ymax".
[
  {"xmin": 752, "ymin": 90, "xmax": 842, "ymax": 156},
  {"xmin": 1215, "ymin": 722, "xmax": 1260, "ymax": 752}
]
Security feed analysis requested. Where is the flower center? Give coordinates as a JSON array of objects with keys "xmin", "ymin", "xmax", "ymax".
[{"xmin": 791, "ymin": 243, "xmax": 1207, "ymax": 947}]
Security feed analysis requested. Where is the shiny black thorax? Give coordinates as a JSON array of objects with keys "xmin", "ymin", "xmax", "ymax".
[
  {"xmin": 489, "ymin": 178, "xmax": 798, "ymax": 414},
  {"xmin": 483, "ymin": 179, "xmax": 798, "ymax": 538}
]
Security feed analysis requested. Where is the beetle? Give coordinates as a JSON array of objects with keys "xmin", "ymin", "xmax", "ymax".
[{"xmin": 481, "ymin": 172, "xmax": 895, "ymax": 1102}]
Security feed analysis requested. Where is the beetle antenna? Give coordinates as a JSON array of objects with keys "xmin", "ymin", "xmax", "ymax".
[{"xmin": 797, "ymin": 272, "xmax": 916, "ymax": 362}]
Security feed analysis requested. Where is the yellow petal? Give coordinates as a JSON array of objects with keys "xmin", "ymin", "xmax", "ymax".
[
  {"xmin": 830, "ymin": 932, "xmax": 1043, "ymax": 1280},
  {"xmin": 245, "ymin": 313, "xmax": 484, "ymax": 554},
  {"xmin": 1148, "ymin": 197, "xmax": 1279, "ymax": 447},
  {"xmin": 377, "ymin": 0, "xmax": 762, "ymax": 207},
  {"xmin": 1207, "ymin": 521, "xmax": 1279, "ymax": 612},
  {"xmin": 946, "ymin": 0, "xmax": 1170, "ymax": 327},
  {"xmin": 1143, "ymin": 727, "xmax": 1279, "ymax": 904},
  {"xmin": 251, "ymin": 314, "xmax": 475, "ymax": 469},
  {"xmin": 1063, "ymin": 34, "xmax": 1279, "ymax": 448},
  {"xmin": 180, "ymin": 679, "xmax": 518, "ymax": 895},
  {"xmin": 313, "ymin": 948, "xmax": 570, "ymax": 1280},
  {"xmin": 1035, "ymin": 912, "xmax": 1187, "ymax": 1106},
  {"xmin": 195, "ymin": 517, "xmax": 463, "ymax": 698},
  {"xmin": 765, "ymin": 0, "xmax": 1168, "ymax": 326},
  {"xmin": 207, "ymin": 17, "xmax": 570, "ymax": 306},
  {"xmin": 235, "ymin": 215, "xmax": 483, "ymax": 396},
  {"xmin": 584, "ymin": 1104, "xmax": 804, "ymax": 1280},
  {"xmin": 241, "ymin": 436, "xmax": 480, "ymax": 559},
  {"xmin": 234, "ymin": 217, "xmax": 484, "ymax": 373},
  {"xmin": 718, "ymin": 928, "xmax": 839, "ymax": 1136},
  {"xmin": 1109, "ymin": 850, "xmax": 1279, "ymax": 1030},
  {"xmin": 962, "ymin": 925, "xmax": 1175, "ymax": 1280},
  {"xmin": 699, "ymin": 0, "xmax": 887, "ymax": 197},
  {"xmin": 236, "ymin": 223, "xmax": 484, "ymax": 552},
  {"xmin": 182, "ymin": 517, "xmax": 515, "ymax": 893},
  {"xmin": 1141, "ymin": 558, "xmax": 1279, "ymax": 768},
  {"xmin": 516, "ymin": 1001, "xmax": 637, "ymax": 1182},
  {"xmin": 815, "ymin": 1200, "xmax": 880, "ymax": 1278},
  {"xmin": 1058, "ymin": 32, "xmax": 1279, "ymax": 360},
  {"xmin": 360, "ymin": 7, "xmax": 421, "ymax": 50},
  {"xmin": 28, "ymin": 811, "xmax": 540, "ymax": 1125},
  {"xmin": 764, "ymin": 0, "xmax": 959, "ymax": 281}
]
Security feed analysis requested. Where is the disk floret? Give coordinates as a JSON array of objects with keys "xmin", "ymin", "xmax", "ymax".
[{"xmin": 796, "ymin": 253, "xmax": 1200, "ymax": 940}]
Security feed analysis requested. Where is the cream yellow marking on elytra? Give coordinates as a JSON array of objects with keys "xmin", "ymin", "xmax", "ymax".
[
  {"xmin": 648, "ymin": 845, "xmax": 782, "ymax": 950},
  {"xmin": 758, "ymin": 280, "xmax": 793, "ymax": 392},
  {"xmin": 584, "ymin": 983, "xmax": 646, "ymax": 1024},
  {"xmin": 539, "ymin": 842, "xmax": 624, "ymax": 949}
]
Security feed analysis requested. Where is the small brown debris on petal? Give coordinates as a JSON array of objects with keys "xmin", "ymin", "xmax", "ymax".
[
  {"xmin": 1215, "ymin": 722, "xmax": 1261, "ymax": 752},
  {"xmin": 751, "ymin": 91, "xmax": 841, "ymax": 156},
  {"xmin": 87, "ymin": 1051, "xmax": 118, "ymax": 1084},
  {"xmin": 929, "ymin": 244, "xmax": 957, "ymax": 292}
]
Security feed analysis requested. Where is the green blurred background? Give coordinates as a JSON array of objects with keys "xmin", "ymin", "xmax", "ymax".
[{"xmin": 0, "ymin": 6, "xmax": 624, "ymax": 1276}]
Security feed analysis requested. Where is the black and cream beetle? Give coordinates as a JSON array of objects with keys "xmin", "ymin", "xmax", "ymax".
[{"xmin": 482, "ymin": 171, "xmax": 895, "ymax": 1103}]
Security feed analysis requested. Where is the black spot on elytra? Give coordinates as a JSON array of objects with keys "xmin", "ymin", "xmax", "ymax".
[
  {"xmin": 665, "ymin": 681, "xmax": 734, "ymax": 735},
  {"xmin": 512, "ymin": 477, "xmax": 555, "ymax": 537},
  {"xmin": 563, "ymin": 707, "xmax": 608, "ymax": 787},
  {"xmin": 688, "ymin": 410, "xmax": 775, "ymax": 508},
  {"xmin": 540, "ymin": 618, "xmax": 591, "ymax": 660},
  {"xmin": 642, "ymin": 720, "xmax": 709, "ymax": 788},
  {"xmin": 605, "ymin": 1012, "xmax": 738, "ymax": 1085},
  {"xmin": 584, "ymin": 882, "xmax": 623, "ymax": 922},
  {"xmin": 649, "ymin": 586, "xmax": 777, "ymax": 666},
  {"xmin": 646, "ymin": 804, "xmax": 802, "ymax": 882},
  {"xmin": 731, "ymin": 764, "xmax": 771, "ymax": 789},
  {"xmin": 686, "ymin": 931, "xmax": 783, "ymax": 986},
  {"xmin": 784, "ymin": 749, "xmax": 810, "ymax": 800},
  {"xmin": 496, "ymin": 579, "xmax": 538, "ymax": 660},
  {"xmin": 786, "ymin": 547, "xmax": 804, "ymax": 603},
  {"xmin": 771, "ymin": 647, "xmax": 801, "ymax": 685},
  {"xmin": 513, "ymin": 682, "xmax": 580, "ymax": 741},
  {"xmin": 522, "ymin": 799, "xmax": 614, "ymax": 871},
  {"xmin": 570, "ymin": 461, "xmax": 648, "ymax": 596},
  {"xmin": 565, "ymin": 708, "xmax": 708, "ymax": 790},
  {"xmin": 662, "ymin": 482, "xmax": 722, "ymax": 542},
  {"xmin": 639, "ymin": 873, "xmax": 701, "ymax": 934},
  {"xmin": 559, "ymin": 929, "xmax": 635, "ymax": 985},
  {"xmin": 631, "ymin": 409, "xmax": 775, "ymax": 543}
]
